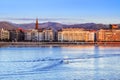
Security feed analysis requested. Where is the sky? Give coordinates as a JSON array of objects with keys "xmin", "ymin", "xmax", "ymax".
[{"xmin": 0, "ymin": 0, "xmax": 120, "ymax": 24}]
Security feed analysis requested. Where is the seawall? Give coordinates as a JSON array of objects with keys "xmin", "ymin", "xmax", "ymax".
[{"xmin": 0, "ymin": 42, "xmax": 120, "ymax": 47}]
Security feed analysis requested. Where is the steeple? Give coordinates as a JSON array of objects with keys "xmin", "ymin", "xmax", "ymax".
[{"xmin": 35, "ymin": 18, "xmax": 39, "ymax": 29}]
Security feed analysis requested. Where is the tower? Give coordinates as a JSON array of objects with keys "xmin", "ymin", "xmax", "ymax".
[{"xmin": 35, "ymin": 18, "xmax": 39, "ymax": 29}]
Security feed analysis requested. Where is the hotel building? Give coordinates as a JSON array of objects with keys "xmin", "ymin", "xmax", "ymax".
[
  {"xmin": 96, "ymin": 29, "xmax": 120, "ymax": 42},
  {"xmin": 58, "ymin": 28, "xmax": 95, "ymax": 42}
]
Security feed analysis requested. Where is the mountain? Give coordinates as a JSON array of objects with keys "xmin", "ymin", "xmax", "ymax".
[
  {"xmin": 15, "ymin": 22, "xmax": 65, "ymax": 30},
  {"xmin": 0, "ymin": 21, "xmax": 17, "ymax": 30},
  {"xmin": 15, "ymin": 22, "xmax": 111, "ymax": 30},
  {"xmin": 65, "ymin": 23, "xmax": 110, "ymax": 30},
  {"xmin": 0, "ymin": 21, "xmax": 120, "ymax": 30}
]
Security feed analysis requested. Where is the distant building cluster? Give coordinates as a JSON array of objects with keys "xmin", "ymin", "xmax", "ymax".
[{"xmin": 0, "ymin": 19, "xmax": 120, "ymax": 42}]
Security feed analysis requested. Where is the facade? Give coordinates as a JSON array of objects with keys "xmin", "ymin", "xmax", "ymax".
[
  {"xmin": 0, "ymin": 28, "xmax": 9, "ymax": 41},
  {"xmin": 58, "ymin": 28, "xmax": 95, "ymax": 42},
  {"xmin": 38, "ymin": 30, "xmax": 44, "ymax": 41},
  {"xmin": 17, "ymin": 29, "xmax": 25, "ymax": 41},
  {"xmin": 25, "ymin": 30, "xmax": 32, "ymax": 41},
  {"xmin": 88, "ymin": 31, "xmax": 95, "ymax": 42},
  {"xmin": 85, "ymin": 31, "xmax": 95, "ymax": 42},
  {"xmin": 9, "ymin": 29, "xmax": 25, "ymax": 42},
  {"xmin": 25, "ymin": 29, "xmax": 44, "ymax": 41},
  {"xmin": 96, "ymin": 29, "xmax": 120, "ymax": 42},
  {"xmin": 9, "ymin": 30, "xmax": 17, "ymax": 41},
  {"xmin": 58, "ymin": 30, "xmax": 62, "ymax": 41},
  {"xmin": 43, "ymin": 29, "xmax": 54, "ymax": 41},
  {"xmin": 31, "ymin": 29, "xmax": 39, "ymax": 41},
  {"xmin": 110, "ymin": 24, "xmax": 119, "ymax": 29}
]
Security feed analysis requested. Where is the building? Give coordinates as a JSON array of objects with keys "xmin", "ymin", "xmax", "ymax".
[
  {"xmin": 58, "ymin": 30, "xmax": 62, "ymax": 41},
  {"xmin": 24, "ymin": 30, "xmax": 32, "ymax": 41},
  {"xmin": 35, "ymin": 18, "xmax": 39, "ymax": 30},
  {"xmin": 58, "ymin": 28, "xmax": 95, "ymax": 42},
  {"xmin": 17, "ymin": 28, "xmax": 25, "ymax": 41},
  {"xmin": 87, "ymin": 31, "xmax": 95, "ymax": 42},
  {"xmin": 96, "ymin": 29, "xmax": 120, "ymax": 42},
  {"xmin": 38, "ymin": 29, "xmax": 44, "ymax": 41},
  {"xmin": 0, "ymin": 28, "xmax": 9, "ymax": 41},
  {"xmin": 43, "ymin": 29, "xmax": 54, "ymax": 41},
  {"xmin": 9, "ymin": 30, "xmax": 17, "ymax": 41},
  {"xmin": 110, "ymin": 24, "xmax": 119, "ymax": 29},
  {"xmin": 31, "ymin": 29, "xmax": 39, "ymax": 41},
  {"xmin": 9, "ymin": 29, "xmax": 25, "ymax": 42}
]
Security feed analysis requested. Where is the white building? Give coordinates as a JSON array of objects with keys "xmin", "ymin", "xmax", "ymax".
[
  {"xmin": 43, "ymin": 29, "xmax": 54, "ymax": 41},
  {"xmin": 25, "ymin": 30, "xmax": 32, "ymax": 41},
  {"xmin": 58, "ymin": 30, "xmax": 63, "ymax": 41},
  {"xmin": 31, "ymin": 29, "xmax": 39, "ymax": 41},
  {"xmin": 25, "ymin": 29, "xmax": 45, "ymax": 41},
  {"xmin": 38, "ymin": 30, "xmax": 44, "ymax": 41}
]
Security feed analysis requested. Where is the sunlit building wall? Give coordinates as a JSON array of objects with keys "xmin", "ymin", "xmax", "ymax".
[
  {"xmin": 0, "ymin": 28, "xmax": 9, "ymax": 40},
  {"xmin": 87, "ymin": 31, "xmax": 95, "ymax": 42},
  {"xmin": 58, "ymin": 28, "xmax": 95, "ymax": 42},
  {"xmin": 96, "ymin": 29, "xmax": 105, "ymax": 41},
  {"xmin": 96, "ymin": 29, "xmax": 120, "ymax": 42}
]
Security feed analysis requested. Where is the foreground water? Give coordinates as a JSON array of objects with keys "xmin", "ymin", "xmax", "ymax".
[{"xmin": 0, "ymin": 45, "xmax": 120, "ymax": 80}]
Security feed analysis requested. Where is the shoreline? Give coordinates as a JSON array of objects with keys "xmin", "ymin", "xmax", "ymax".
[{"xmin": 1, "ymin": 42, "xmax": 120, "ymax": 47}]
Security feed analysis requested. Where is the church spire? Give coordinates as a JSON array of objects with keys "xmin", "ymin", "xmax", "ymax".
[{"xmin": 35, "ymin": 18, "xmax": 39, "ymax": 29}]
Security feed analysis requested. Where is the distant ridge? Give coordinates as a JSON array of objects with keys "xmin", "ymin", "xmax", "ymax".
[
  {"xmin": 0, "ymin": 21, "xmax": 17, "ymax": 30},
  {"xmin": 0, "ymin": 21, "xmax": 120, "ymax": 30}
]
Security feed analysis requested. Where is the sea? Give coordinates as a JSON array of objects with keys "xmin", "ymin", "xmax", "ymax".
[{"xmin": 0, "ymin": 45, "xmax": 120, "ymax": 80}]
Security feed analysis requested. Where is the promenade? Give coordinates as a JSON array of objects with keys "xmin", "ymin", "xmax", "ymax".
[{"xmin": 0, "ymin": 42, "xmax": 120, "ymax": 47}]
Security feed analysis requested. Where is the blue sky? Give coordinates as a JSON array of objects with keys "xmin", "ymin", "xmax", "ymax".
[{"xmin": 0, "ymin": 0, "xmax": 120, "ymax": 24}]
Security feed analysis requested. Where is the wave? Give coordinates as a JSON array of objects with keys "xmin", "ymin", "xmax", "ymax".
[
  {"xmin": 0, "ymin": 54, "xmax": 120, "ymax": 63},
  {"xmin": 0, "ymin": 53, "xmax": 120, "ymax": 79}
]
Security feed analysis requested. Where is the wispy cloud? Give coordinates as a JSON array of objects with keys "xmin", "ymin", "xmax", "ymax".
[
  {"xmin": 0, "ymin": 17, "xmax": 84, "ymax": 21},
  {"xmin": 0, "ymin": 17, "xmax": 86, "ymax": 24}
]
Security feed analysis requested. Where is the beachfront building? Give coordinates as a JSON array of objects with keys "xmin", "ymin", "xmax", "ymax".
[
  {"xmin": 86, "ymin": 31, "xmax": 95, "ymax": 42},
  {"xmin": 0, "ymin": 28, "xmax": 10, "ymax": 41},
  {"xmin": 9, "ymin": 29, "xmax": 25, "ymax": 42},
  {"xmin": 16, "ymin": 28, "xmax": 25, "ymax": 41},
  {"xmin": 38, "ymin": 29, "xmax": 44, "ymax": 41},
  {"xmin": 96, "ymin": 29, "xmax": 120, "ymax": 42},
  {"xmin": 31, "ymin": 29, "xmax": 39, "ymax": 41},
  {"xmin": 24, "ymin": 30, "xmax": 32, "ymax": 41},
  {"xmin": 58, "ymin": 28, "xmax": 95, "ymax": 42},
  {"xmin": 24, "ymin": 29, "xmax": 44, "ymax": 41},
  {"xmin": 9, "ymin": 30, "xmax": 17, "ymax": 41},
  {"xmin": 58, "ymin": 30, "xmax": 63, "ymax": 41},
  {"xmin": 43, "ymin": 29, "xmax": 54, "ymax": 41}
]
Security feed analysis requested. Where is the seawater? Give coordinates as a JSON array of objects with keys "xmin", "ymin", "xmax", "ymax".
[{"xmin": 0, "ymin": 45, "xmax": 120, "ymax": 80}]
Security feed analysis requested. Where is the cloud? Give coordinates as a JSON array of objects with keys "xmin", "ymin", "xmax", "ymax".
[
  {"xmin": 0, "ymin": 17, "xmax": 84, "ymax": 21},
  {"xmin": 0, "ymin": 17, "xmax": 86, "ymax": 24}
]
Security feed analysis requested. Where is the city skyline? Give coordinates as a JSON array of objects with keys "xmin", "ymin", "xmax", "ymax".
[{"xmin": 0, "ymin": 0, "xmax": 120, "ymax": 24}]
